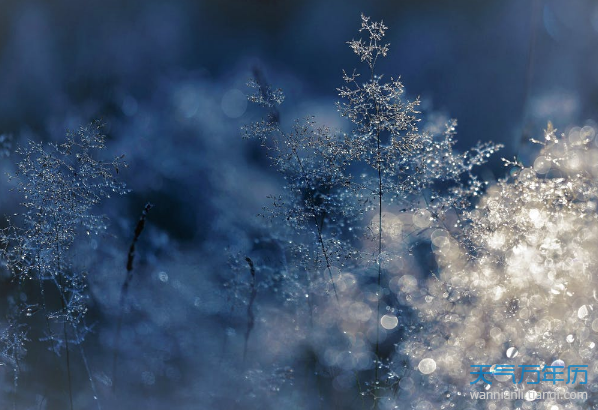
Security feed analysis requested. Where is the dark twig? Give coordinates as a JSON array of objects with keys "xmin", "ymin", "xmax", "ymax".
[{"xmin": 112, "ymin": 203, "xmax": 153, "ymax": 389}]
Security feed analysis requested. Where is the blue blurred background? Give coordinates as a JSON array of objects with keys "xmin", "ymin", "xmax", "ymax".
[{"xmin": 1, "ymin": 0, "xmax": 597, "ymax": 156}]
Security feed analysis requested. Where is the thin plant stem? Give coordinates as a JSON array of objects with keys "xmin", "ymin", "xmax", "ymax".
[
  {"xmin": 112, "ymin": 203, "xmax": 153, "ymax": 390},
  {"xmin": 243, "ymin": 257, "xmax": 257, "ymax": 365}
]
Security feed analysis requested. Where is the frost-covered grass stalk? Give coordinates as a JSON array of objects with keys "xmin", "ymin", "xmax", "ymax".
[
  {"xmin": 240, "ymin": 14, "xmax": 501, "ymax": 408},
  {"xmin": 244, "ymin": 74, "xmax": 347, "ymax": 304},
  {"xmin": 0, "ymin": 121, "xmax": 127, "ymax": 409}
]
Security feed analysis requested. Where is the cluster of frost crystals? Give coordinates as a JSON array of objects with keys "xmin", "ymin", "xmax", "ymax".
[
  {"xmin": 247, "ymin": 78, "xmax": 285, "ymax": 108},
  {"xmin": 395, "ymin": 123, "xmax": 598, "ymax": 409},
  {"xmin": 238, "ymin": 14, "xmax": 501, "ymax": 408},
  {"xmin": 0, "ymin": 301, "xmax": 28, "ymax": 391},
  {"xmin": 0, "ymin": 121, "xmax": 127, "ymax": 394},
  {"xmin": 242, "ymin": 73, "xmax": 358, "ymax": 306}
]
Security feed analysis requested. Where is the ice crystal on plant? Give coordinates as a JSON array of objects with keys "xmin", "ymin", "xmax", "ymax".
[
  {"xmin": 247, "ymin": 78, "xmax": 285, "ymax": 109},
  {"xmin": 5, "ymin": 121, "xmax": 127, "ymax": 276},
  {"xmin": 240, "ymin": 14, "xmax": 501, "ymax": 407},
  {"xmin": 396, "ymin": 122, "xmax": 598, "ymax": 408},
  {"xmin": 347, "ymin": 14, "xmax": 389, "ymax": 70},
  {"xmin": 0, "ymin": 305, "xmax": 28, "ymax": 389},
  {"xmin": 0, "ymin": 121, "xmax": 127, "ymax": 404}
]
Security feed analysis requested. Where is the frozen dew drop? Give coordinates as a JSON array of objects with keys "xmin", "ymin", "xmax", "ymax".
[
  {"xmin": 158, "ymin": 272, "xmax": 169, "ymax": 283},
  {"xmin": 592, "ymin": 318, "xmax": 598, "ymax": 332},
  {"xmin": 25, "ymin": 304, "xmax": 39, "ymax": 317},
  {"xmin": 551, "ymin": 359, "xmax": 565, "ymax": 368},
  {"xmin": 578, "ymin": 305, "xmax": 589, "ymax": 320},
  {"xmin": 506, "ymin": 346, "xmax": 519, "ymax": 358},
  {"xmin": 380, "ymin": 314, "xmax": 398, "ymax": 330},
  {"xmin": 418, "ymin": 358, "xmax": 436, "ymax": 375},
  {"xmin": 533, "ymin": 156, "xmax": 551, "ymax": 174},
  {"xmin": 566, "ymin": 334, "xmax": 575, "ymax": 343}
]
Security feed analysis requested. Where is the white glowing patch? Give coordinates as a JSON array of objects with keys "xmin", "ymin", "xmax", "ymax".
[
  {"xmin": 380, "ymin": 314, "xmax": 398, "ymax": 330},
  {"xmin": 487, "ymin": 232, "xmax": 506, "ymax": 249},
  {"xmin": 578, "ymin": 304, "xmax": 589, "ymax": 320},
  {"xmin": 418, "ymin": 358, "xmax": 436, "ymax": 375},
  {"xmin": 525, "ymin": 390, "xmax": 537, "ymax": 401},
  {"xmin": 493, "ymin": 286, "xmax": 505, "ymax": 301},
  {"xmin": 392, "ymin": 125, "xmax": 598, "ymax": 405},
  {"xmin": 527, "ymin": 208, "xmax": 545, "ymax": 228}
]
